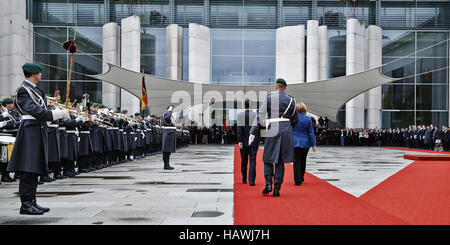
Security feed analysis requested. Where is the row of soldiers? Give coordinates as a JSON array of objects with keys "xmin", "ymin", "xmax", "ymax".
[
  {"xmin": 315, "ymin": 125, "xmax": 450, "ymax": 151},
  {"xmin": 0, "ymin": 97, "xmax": 190, "ymax": 185}
]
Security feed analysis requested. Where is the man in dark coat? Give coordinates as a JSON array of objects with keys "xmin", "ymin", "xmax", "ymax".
[
  {"xmin": 237, "ymin": 99, "xmax": 259, "ymax": 186},
  {"xmin": 249, "ymin": 78, "xmax": 298, "ymax": 197},
  {"xmin": 162, "ymin": 105, "xmax": 176, "ymax": 170},
  {"xmin": 0, "ymin": 97, "xmax": 20, "ymax": 182},
  {"xmin": 8, "ymin": 63, "xmax": 70, "ymax": 215}
]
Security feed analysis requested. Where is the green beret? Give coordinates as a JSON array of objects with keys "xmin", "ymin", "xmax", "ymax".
[
  {"xmin": 99, "ymin": 104, "xmax": 105, "ymax": 108},
  {"xmin": 276, "ymin": 78, "xmax": 287, "ymax": 86},
  {"xmin": 167, "ymin": 105, "xmax": 174, "ymax": 109},
  {"xmin": 92, "ymin": 103, "xmax": 98, "ymax": 107},
  {"xmin": 121, "ymin": 110, "xmax": 128, "ymax": 113},
  {"xmin": 22, "ymin": 62, "xmax": 43, "ymax": 74},
  {"xmin": 134, "ymin": 113, "xmax": 141, "ymax": 117},
  {"xmin": 149, "ymin": 114, "xmax": 155, "ymax": 117},
  {"xmin": 2, "ymin": 97, "xmax": 13, "ymax": 104}
]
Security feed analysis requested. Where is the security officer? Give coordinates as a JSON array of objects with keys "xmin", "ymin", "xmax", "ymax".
[
  {"xmin": 162, "ymin": 105, "xmax": 176, "ymax": 170},
  {"xmin": 8, "ymin": 63, "xmax": 70, "ymax": 215},
  {"xmin": 237, "ymin": 99, "xmax": 259, "ymax": 186},
  {"xmin": 249, "ymin": 78, "xmax": 298, "ymax": 197},
  {"xmin": 0, "ymin": 97, "xmax": 20, "ymax": 182}
]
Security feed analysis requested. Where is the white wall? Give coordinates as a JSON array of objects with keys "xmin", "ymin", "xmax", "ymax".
[
  {"xmin": 102, "ymin": 22, "xmax": 121, "ymax": 109},
  {"xmin": 276, "ymin": 25, "xmax": 305, "ymax": 84},
  {"xmin": 188, "ymin": 23, "xmax": 210, "ymax": 84},
  {"xmin": 120, "ymin": 15, "xmax": 141, "ymax": 114},
  {"xmin": 166, "ymin": 24, "xmax": 183, "ymax": 80}
]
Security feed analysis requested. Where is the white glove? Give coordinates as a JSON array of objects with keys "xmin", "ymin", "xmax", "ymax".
[
  {"xmin": 1, "ymin": 111, "xmax": 9, "ymax": 117},
  {"xmin": 63, "ymin": 110, "xmax": 71, "ymax": 120},
  {"xmin": 248, "ymin": 134, "xmax": 255, "ymax": 145},
  {"xmin": 52, "ymin": 109, "xmax": 69, "ymax": 121},
  {"xmin": 75, "ymin": 116, "xmax": 83, "ymax": 122},
  {"xmin": 0, "ymin": 121, "xmax": 7, "ymax": 128}
]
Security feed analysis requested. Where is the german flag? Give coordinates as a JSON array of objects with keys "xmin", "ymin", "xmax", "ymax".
[{"xmin": 141, "ymin": 74, "xmax": 148, "ymax": 112}]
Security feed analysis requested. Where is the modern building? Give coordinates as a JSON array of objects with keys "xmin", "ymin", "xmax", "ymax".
[{"xmin": 0, "ymin": 0, "xmax": 449, "ymax": 128}]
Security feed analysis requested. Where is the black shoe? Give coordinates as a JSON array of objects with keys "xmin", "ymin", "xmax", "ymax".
[
  {"xmin": 242, "ymin": 179, "xmax": 247, "ymax": 184},
  {"xmin": 164, "ymin": 163, "xmax": 174, "ymax": 170},
  {"xmin": 273, "ymin": 189, "xmax": 280, "ymax": 197},
  {"xmin": 38, "ymin": 180, "xmax": 44, "ymax": 185},
  {"xmin": 262, "ymin": 184, "xmax": 272, "ymax": 194},
  {"xmin": 295, "ymin": 182, "xmax": 302, "ymax": 186},
  {"xmin": 54, "ymin": 174, "xmax": 64, "ymax": 180},
  {"xmin": 273, "ymin": 184, "xmax": 281, "ymax": 197},
  {"xmin": 32, "ymin": 200, "xmax": 50, "ymax": 212},
  {"xmin": 63, "ymin": 172, "xmax": 73, "ymax": 178},
  {"xmin": 249, "ymin": 183, "xmax": 255, "ymax": 186},
  {"xmin": 20, "ymin": 201, "xmax": 44, "ymax": 215},
  {"xmin": 40, "ymin": 176, "xmax": 53, "ymax": 182},
  {"xmin": 1, "ymin": 175, "xmax": 15, "ymax": 182}
]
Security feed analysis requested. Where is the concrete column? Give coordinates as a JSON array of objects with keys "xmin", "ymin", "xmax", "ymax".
[
  {"xmin": 366, "ymin": 25, "xmax": 382, "ymax": 129},
  {"xmin": 121, "ymin": 15, "xmax": 141, "ymax": 114},
  {"xmin": 102, "ymin": 22, "xmax": 121, "ymax": 109},
  {"xmin": 345, "ymin": 18, "xmax": 366, "ymax": 129},
  {"xmin": 189, "ymin": 23, "xmax": 210, "ymax": 84},
  {"xmin": 306, "ymin": 20, "xmax": 319, "ymax": 82},
  {"xmin": 318, "ymin": 25, "xmax": 328, "ymax": 81},
  {"xmin": 166, "ymin": 24, "xmax": 183, "ymax": 80},
  {"xmin": 0, "ymin": 0, "xmax": 32, "ymax": 98},
  {"xmin": 276, "ymin": 25, "xmax": 305, "ymax": 84}
]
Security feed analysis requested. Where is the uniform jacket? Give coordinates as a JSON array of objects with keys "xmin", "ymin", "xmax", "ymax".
[{"xmin": 8, "ymin": 81, "xmax": 54, "ymax": 175}]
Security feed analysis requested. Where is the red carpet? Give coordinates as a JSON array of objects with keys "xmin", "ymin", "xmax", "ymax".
[
  {"xmin": 386, "ymin": 148, "xmax": 450, "ymax": 155},
  {"xmin": 360, "ymin": 159, "xmax": 450, "ymax": 225},
  {"xmin": 233, "ymin": 146, "xmax": 408, "ymax": 225}
]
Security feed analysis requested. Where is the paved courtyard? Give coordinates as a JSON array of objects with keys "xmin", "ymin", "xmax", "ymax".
[{"xmin": 0, "ymin": 145, "xmax": 433, "ymax": 225}]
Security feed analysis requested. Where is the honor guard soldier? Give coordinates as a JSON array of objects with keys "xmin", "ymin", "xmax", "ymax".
[
  {"xmin": 8, "ymin": 63, "xmax": 70, "ymax": 215},
  {"xmin": 162, "ymin": 105, "xmax": 176, "ymax": 170},
  {"xmin": 249, "ymin": 78, "xmax": 298, "ymax": 197},
  {"xmin": 133, "ymin": 113, "xmax": 145, "ymax": 159},
  {"xmin": 0, "ymin": 97, "xmax": 21, "ymax": 182},
  {"xmin": 62, "ymin": 116, "xmax": 83, "ymax": 177}
]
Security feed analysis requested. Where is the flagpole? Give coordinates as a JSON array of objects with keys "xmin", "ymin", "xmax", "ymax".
[{"xmin": 65, "ymin": 22, "xmax": 77, "ymax": 108}]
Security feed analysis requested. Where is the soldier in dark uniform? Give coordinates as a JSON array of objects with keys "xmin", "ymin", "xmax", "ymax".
[
  {"xmin": 62, "ymin": 116, "xmax": 83, "ymax": 177},
  {"xmin": 162, "ymin": 106, "xmax": 176, "ymax": 170},
  {"xmin": 237, "ymin": 99, "xmax": 259, "ymax": 186},
  {"xmin": 45, "ymin": 121, "xmax": 60, "ymax": 181},
  {"xmin": 0, "ymin": 97, "xmax": 20, "ymax": 182},
  {"xmin": 249, "ymin": 78, "xmax": 298, "ymax": 197},
  {"xmin": 77, "ymin": 120, "xmax": 94, "ymax": 173},
  {"xmin": 8, "ymin": 63, "xmax": 70, "ymax": 215}
]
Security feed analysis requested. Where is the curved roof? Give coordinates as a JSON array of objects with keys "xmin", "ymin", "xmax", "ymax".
[{"xmin": 91, "ymin": 63, "xmax": 397, "ymax": 122}]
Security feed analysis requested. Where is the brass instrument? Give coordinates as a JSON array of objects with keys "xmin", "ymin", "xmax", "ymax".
[{"xmin": 46, "ymin": 96, "xmax": 115, "ymax": 126}]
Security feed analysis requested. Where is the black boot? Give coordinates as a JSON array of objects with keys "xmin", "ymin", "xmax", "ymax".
[
  {"xmin": 1, "ymin": 174, "xmax": 15, "ymax": 182},
  {"xmin": 40, "ymin": 176, "xmax": 53, "ymax": 183},
  {"xmin": 164, "ymin": 162, "xmax": 174, "ymax": 170},
  {"xmin": 20, "ymin": 201, "xmax": 44, "ymax": 215},
  {"xmin": 262, "ymin": 175, "xmax": 272, "ymax": 194},
  {"xmin": 273, "ymin": 183, "xmax": 281, "ymax": 197},
  {"xmin": 32, "ymin": 199, "xmax": 50, "ymax": 212}
]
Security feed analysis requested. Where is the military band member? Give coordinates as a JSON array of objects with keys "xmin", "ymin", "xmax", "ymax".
[
  {"xmin": 0, "ymin": 97, "xmax": 20, "ymax": 182},
  {"xmin": 162, "ymin": 105, "xmax": 176, "ymax": 170},
  {"xmin": 8, "ymin": 63, "xmax": 70, "ymax": 215},
  {"xmin": 63, "ymin": 116, "xmax": 83, "ymax": 177},
  {"xmin": 249, "ymin": 78, "xmax": 298, "ymax": 197}
]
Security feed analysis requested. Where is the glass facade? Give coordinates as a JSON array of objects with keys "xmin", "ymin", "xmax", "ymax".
[
  {"xmin": 29, "ymin": 0, "xmax": 449, "ymax": 127},
  {"xmin": 34, "ymin": 26, "xmax": 103, "ymax": 103}
]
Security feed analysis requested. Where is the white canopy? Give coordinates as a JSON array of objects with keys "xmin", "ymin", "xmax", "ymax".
[{"xmin": 91, "ymin": 63, "xmax": 397, "ymax": 122}]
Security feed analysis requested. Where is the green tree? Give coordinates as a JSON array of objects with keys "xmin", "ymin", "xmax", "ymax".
[
  {"xmin": 111, "ymin": 0, "xmax": 152, "ymax": 16},
  {"xmin": 338, "ymin": 0, "xmax": 369, "ymax": 19}
]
